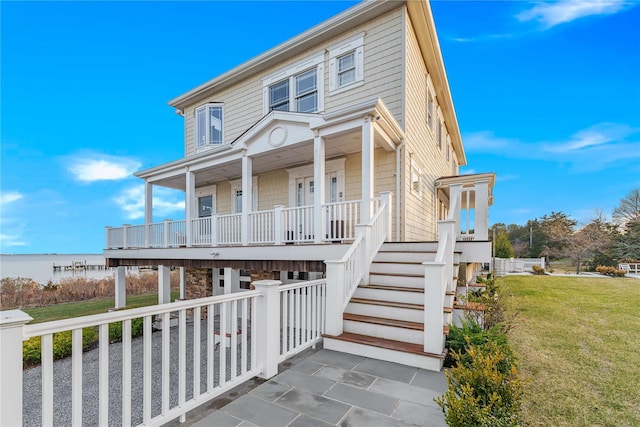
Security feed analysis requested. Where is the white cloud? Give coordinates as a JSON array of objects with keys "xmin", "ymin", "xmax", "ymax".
[
  {"xmin": 0, "ymin": 192, "xmax": 24, "ymax": 205},
  {"xmin": 114, "ymin": 185, "xmax": 184, "ymax": 220},
  {"xmin": 517, "ymin": 0, "xmax": 633, "ymax": 29},
  {"xmin": 67, "ymin": 154, "xmax": 141, "ymax": 182},
  {"xmin": 463, "ymin": 123, "xmax": 640, "ymax": 172},
  {"xmin": 0, "ymin": 234, "xmax": 28, "ymax": 247}
]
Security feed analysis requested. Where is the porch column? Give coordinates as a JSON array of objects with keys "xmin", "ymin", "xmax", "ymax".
[
  {"xmin": 144, "ymin": 180, "xmax": 153, "ymax": 248},
  {"xmin": 313, "ymin": 132, "xmax": 325, "ymax": 243},
  {"xmin": 474, "ymin": 180, "xmax": 490, "ymax": 240},
  {"xmin": 179, "ymin": 267, "xmax": 186, "ymax": 300},
  {"xmin": 158, "ymin": 265, "xmax": 171, "ymax": 304},
  {"xmin": 115, "ymin": 266, "xmax": 126, "ymax": 309},
  {"xmin": 185, "ymin": 169, "xmax": 195, "ymax": 247},
  {"xmin": 241, "ymin": 154, "xmax": 252, "ymax": 246},
  {"xmin": 448, "ymin": 184, "xmax": 463, "ymax": 238},
  {"xmin": 361, "ymin": 116, "xmax": 374, "ymax": 224}
]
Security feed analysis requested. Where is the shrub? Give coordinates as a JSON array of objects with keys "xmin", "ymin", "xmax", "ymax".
[
  {"xmin": 531, "ymin": 265, "xmax": 545, "ymax": 275},
  {"xmin": 446, "ymin": 320, "xmax": 512, "ymax": 370},
  {"xmin": 108, "ymin": 317, "xmax": 145, "ymax": 343},
  {"xmin": 23, "ymin": 327, "xmax": 98, "ymax": 367},
  {"xmin": 437, "ymin": 340, "xmax": 525, "ymax": 427},
  {"xmin": 468, "ymin": 274, "xmax": 518, "ymax": 333},
  {"xmin": 596, "ymin": 265, "xmax": 627, "ymax": 277}
]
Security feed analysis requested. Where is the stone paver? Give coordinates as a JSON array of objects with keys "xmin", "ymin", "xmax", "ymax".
[
  {"xmin": 325, "ymin": 382, "xmax": 398, "ymax": 416},
  {"xmin": 193, "ymin": 348, "xmax": 447, "ymax": 427},
  {"xmin": 354, "ymin": 357, "xmax": 418, "ymax": 383},
  {"xmin": 276, "ymin": 389, "xmax": 351, "ymax": 424}
]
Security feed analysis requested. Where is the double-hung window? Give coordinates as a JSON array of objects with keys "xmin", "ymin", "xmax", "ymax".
[
  {"xmin": 263, "ymin": 52, "xmax": 324, "ymax": 114},
  {"xmin": 328, "ymin": 33, "xmax": 364, "ymax": 93},
  {"xmin": 195, "ymin": 103, "xmax": 224, "ymax": 148}
]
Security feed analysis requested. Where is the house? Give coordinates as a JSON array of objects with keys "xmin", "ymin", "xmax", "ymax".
[
  {"xmin": 103, "ymin": 0, "xmax": 494, "ymax": 368},
  {"xmin": 0, "ymin": 1, "xmax": 495, "ymax": 425}
]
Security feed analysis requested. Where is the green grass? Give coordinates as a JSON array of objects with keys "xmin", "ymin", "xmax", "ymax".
[
  {"xmin": 24, "ymin": 290, "xmax": 180, "ymax": 324},
  {"xmin": 504, "ymin": 275, "xmax": 640, "ymax": 427}
]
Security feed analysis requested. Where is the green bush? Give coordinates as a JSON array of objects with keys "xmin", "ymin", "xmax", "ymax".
[
  {"xmin": 108, "ymin": 317, "xmax": 145, "ymax": 343},
  {"xmin": 446, "ymin": 320, "xmax": 512, "ymax": 371},
  {"xmin": 437, "ymin": 340, "xmax": 525, "ymax": 427},
  {"xmin": 23, "ymin": 328, "xmax": 97, "ymax": 367}
]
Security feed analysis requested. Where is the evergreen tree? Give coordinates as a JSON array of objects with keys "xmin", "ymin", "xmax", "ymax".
[{"xmin": 494, "ymin": 230, "xmax": 515, "ymax": 258}]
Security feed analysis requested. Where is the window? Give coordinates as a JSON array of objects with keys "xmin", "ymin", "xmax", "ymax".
[
  {"xmin": 329, "ymin": 33, "xmax": 364, "ymax": 93},
  {"xmin": 411, "ymin": 158, "xmax": 423, "ymax": 196},
  {"xmin": 198, "ymin": 196, "xmax": 213, "ymax": 217},
  {"xmin": 195, "ymin": 103, "xmax": 223, "ymax": 147},
  {"xmin": 263, "ymin": 52, "xmax": 324, "ymax": 114},
  {"xmin": 446, "ymin": 136, "xmax": 451, "ymax": 162},
  {"xmin": 427, "ymin": 93, "xmax": 434, "ymax": 130},
  {"xmin": 295, "ymin": 69, "xmax": 317, "ymax": 112},
  {"xmin": 230, "ymin": 177, "xmax": 258, "ymax": 213},
  {"xmin": 437, "ymin": 121, "xmax": 443, "ymax": 150}
]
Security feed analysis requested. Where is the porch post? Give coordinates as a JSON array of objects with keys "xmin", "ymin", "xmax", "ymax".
[
  {"xmin": 241, "ymin": 154, "xmax": 252, "ymax": 246},
  {"xmin": 361, "ymin": 116, "xmax": 374, "ymax": 224},
  {"xmin": 253, "ymin": 280, "xmax": 282, "ymax": 379},
  {"xmin": 474, "ymin": 179, "xmax": 490, "ymax": 240},
  {"xmin": 448, "ymin": 184, "xmax": 463, "ymax": 238},
  {"xmin": 185, "ymin": 169, "xmax": 195, "ymax": 247},
  {"xmin": 158, "ymin": 265, "xmax": 171, "ymax": 304},
  {"xmin": 179, "ymin": 267, "xmax": 186, "ymax": 300},
  {"xmin": 313, "ymin": 132, "xmax": 325, "ymax": 243},
  {"xmin": 324, "ymin": 260, "xmax": 345, "ymax": 336},
  {"xmin": 274, "ymin": 205, "xmax": 284, "ymax": 245},
  {"xmin": 145, "ymin": 180, "xmax": 153, "ymax": 248},
  {"xmin": 0, "ymin": 310, "xmax": 33, "ymax": 427},
  {"xmin": 115, "ymin": 266, "xmax": 126, "ymax": 309},
  {"xmin": 380, "ymin": 191, "xmax": 393, "ymax": 241}
]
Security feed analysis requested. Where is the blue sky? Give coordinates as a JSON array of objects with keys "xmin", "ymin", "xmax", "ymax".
[{"xmin": 1, "ymin": 1, "xmax": 639, "ymax": 254}]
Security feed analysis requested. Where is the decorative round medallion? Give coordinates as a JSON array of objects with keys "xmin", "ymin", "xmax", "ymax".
[{"xmin": 268, "ymin": 126, "xmax": 288, "ymax": 147}]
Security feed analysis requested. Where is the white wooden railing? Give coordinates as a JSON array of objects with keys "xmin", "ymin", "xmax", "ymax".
[
  {"xmin": 324, "ymin": 192, "xmax": 392, "ymax": 336},
  {"xmin": 282, "ymin": 205, "xmax": 314, "ymax": 243},
  {"xmin": 106, "ymin": 198, "xmax": 373, "ymax": 249},
  {"xmin": 1, "ymin": 278, "xmax": 330, "ymax": 427},
  {"xmin": 278, "ymin": 279, "xmax": 326, "ymax": 361},
  {"xmin": 217, "ymin": 214, "xmax": 241, "ymax": 245},
  {"xmin": 323, "ymin": 200, "xmax": 360, "ymax": 241},
  {"xmin": 249, "ymin": 210, "xmax": 275, "ymax": 244}
]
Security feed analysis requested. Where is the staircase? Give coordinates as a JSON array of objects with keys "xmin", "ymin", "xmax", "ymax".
[{"xmin": 324, "ymin": 242, "xmax": 457, "ymax": 371}]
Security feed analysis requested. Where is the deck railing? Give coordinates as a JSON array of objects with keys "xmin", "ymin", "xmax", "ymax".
[
  {"xmin": 278, "ymin": 279, "xmax": 326, "ymax": 362},
  {"xmin": 1, "ymin": 278, "xmax": 328, "ymax": 427},
  {"xmin": 106, "ymin": 198, "xmax": 374, "ymax": 250}
]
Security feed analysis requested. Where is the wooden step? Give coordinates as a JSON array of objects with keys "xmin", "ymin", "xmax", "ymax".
[
  {"xmin": 359, "ymin": 284, "xmax": 423, "ymax": 293},
  {"xmin": 343, "ymin": 313, "xmax": 423, "ymax": 330},
  {"xmin": 370, "ymin": 272, "xmax": 423, "ymax": 278},
  {"xmin": 350, "ymin": 297, "xmax": 423, "ymax": 311},
  {"xmin": 453, "ymin": 301, "xmax": 485, "ymax": 311},
  {"xmin": 323, "ymin": 332, "xmax": 446, "ymax": 359}
]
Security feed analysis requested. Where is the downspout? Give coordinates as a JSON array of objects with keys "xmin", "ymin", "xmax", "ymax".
[{"xmin": 395, "ymin": 138, "xmax": 406, "ymax": 242}]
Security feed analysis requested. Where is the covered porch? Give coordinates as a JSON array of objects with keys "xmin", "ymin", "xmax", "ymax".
[{"xmin": 106, "ymin": 99, "xmax": 404, "ymax": 251}]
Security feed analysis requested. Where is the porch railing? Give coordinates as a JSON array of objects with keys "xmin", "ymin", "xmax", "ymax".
[
  {"xmin": 106, "ymin": 198, "xmax": 378, "ymax": 250},
  {"xmin": 1, "ymin": 278, "xmax": 327, "ymax": 427}
]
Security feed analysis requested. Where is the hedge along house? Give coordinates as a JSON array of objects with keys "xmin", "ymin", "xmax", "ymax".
[{"xmin": 103, "ymin": 0, "xmax": 495, "ymax": 368}]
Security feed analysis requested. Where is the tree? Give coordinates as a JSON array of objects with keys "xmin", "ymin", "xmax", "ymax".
[
  {"xmin": 540, "ymin": 212, "xmax": 577, "ymax": 259},
  {"xmin": 494, "ymin": 230, "xmax": 515, "ymax": 258},
  {"xmin": 613, "ymin": 187, "xmax": 640, "ymax": 227},
  {"xmin": 544, "ymin": 217, "xmax": 611, "ymax": 274},
  {"xmin": 613, "ymin": 220, "xmax": 640, "ymax": 261}
]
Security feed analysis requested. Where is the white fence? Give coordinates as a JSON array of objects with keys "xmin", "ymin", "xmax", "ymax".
[
  {"xmin": 494, "ymin": 257, "xmax": 545, "ymax": 276},
  {"xmin": 1, "ymin": 279, "xmax": 326, "ymax": 427}
]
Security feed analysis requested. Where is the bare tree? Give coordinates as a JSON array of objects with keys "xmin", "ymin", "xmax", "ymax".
[
  {"xmin": 544, "ymin": 219, "xmax": 611, "ymax": 274},
  {"xmin": 613, "ymin": 187, "xmax": 640, "ymax": 227}
]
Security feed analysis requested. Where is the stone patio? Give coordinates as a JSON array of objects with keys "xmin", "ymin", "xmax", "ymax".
[{"xmin": 172, "ymin": 346, "xmax": 448, "ymax": 427}]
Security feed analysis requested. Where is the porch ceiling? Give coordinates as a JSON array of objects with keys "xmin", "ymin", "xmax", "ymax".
[{"xmin": 151, "ymin": 128, "xmax": 381, "ymax": 191}]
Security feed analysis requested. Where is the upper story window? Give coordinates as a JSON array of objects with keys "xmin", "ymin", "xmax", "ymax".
[
  {"xmin": 329, "ymin": 33, "xmax": 364, "ymax": 94},
  {"xmin": 263, "ymin": 52, "xmax": 324, "ymax": 114},
  {"xmin": 426, "ymin": 74, "xmax": 436, "ymax": 132},
  {"xmin": 437, "ymin": 120, "xmax": 443, "ymax": 150},
  {"xmin": 195, "ymin": 103, "xmax": 224, "ymax": 147}
]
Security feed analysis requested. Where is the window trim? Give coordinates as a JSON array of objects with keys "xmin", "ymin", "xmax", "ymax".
[
  {"xmin": 410, "ymin": 157, "xmax": 424, "ymax": 197},
  {"xmin": 328, "ymin": 33, "xmax": 365, "ymax": 94},
  {"xmin": 195, "ymin": 185, "xmax": 217, "ymax": 218},
  {"xmin": 262, "ymin": 52, "xmax": 325, "ymax": 115},
  {"xmin": 229, "ymin": 177, "xmax": 258, "ymax": 213},
  {"xmin": 286, "ymin": 158, "xmax": 346, "ymax": 207},
  {"xmin": 194, "ymin": 103, "xmax": 224, "ymax": 151},
  {"xmin": 426, "ymin": 74, "xmax": 436, "ymax": 132}
]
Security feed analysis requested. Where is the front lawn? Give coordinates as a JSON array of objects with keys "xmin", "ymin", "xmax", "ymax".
[{"xmin": 505, "ymin": 274, "xmax": 640, "ymax": 426}]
